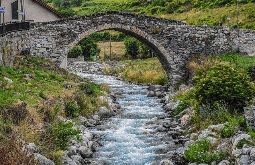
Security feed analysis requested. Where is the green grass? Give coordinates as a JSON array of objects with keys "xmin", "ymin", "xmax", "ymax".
[
  {"xmin": 211, "ymin": 53, "xmax": 255, "ymax": 70},
  {"xmin": 0, "ymin": 59, "xmax": 74, "ymax": 108},
  {"xmin": 49, "ymin": 0, "xmax": 255, "ymax": 30},
  {"xmin": 104, "ymin": 58, "xmax": 168, "ymax": 85}
]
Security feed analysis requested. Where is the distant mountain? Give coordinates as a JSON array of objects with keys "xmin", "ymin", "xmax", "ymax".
[{"xmin": 46, "ymin": 0, "xmax": 255, "ymax": 30}]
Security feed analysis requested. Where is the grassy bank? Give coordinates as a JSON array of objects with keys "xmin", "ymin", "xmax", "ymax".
[
  {"xmin": 0, "ymin": 55, "xmax": 108, "ymax": 164},
  {"xmin": 104, "ymin": 58, "xmax": 168, "ymax": 85}
]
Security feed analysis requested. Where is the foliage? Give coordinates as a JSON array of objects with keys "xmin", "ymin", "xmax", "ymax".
[
  {"xmin": 184, "ymin": 139, "xmax": 227, "ymax": 163},
  {"xmin": 79, "ymin": 81, "xmax": 102, "ymax": 96},
  {"xmin": 65, "ymin": 100, "xmax": 80, "ymax": 118},
  {"xmin": 191, "ymin": 62, "xmax": 255, "ymax": 111},
  {"xmin": 68, "ymin": 45, "xmax": 83, "ymax": 58},
  {"xmin": 58, "ymin": 8, "xmax": 76, "ymax": 17},
  {"xmin": 219, "ymin": 123, "xmax": 235, "ymax": 138},
  {"xmin": 48, "ymin": 121, "xmax": 80, "ymax": 150},
  {"xmin": 79, "ymin": 37, "xmax": 100, "ymax": 61},
  {"xmin": 124, "ymin": 37, "xmax": 140, "ymax": 59},
  {"xmin": 171, "ymin": 101, "xmax": 189, "ymax": 116}
]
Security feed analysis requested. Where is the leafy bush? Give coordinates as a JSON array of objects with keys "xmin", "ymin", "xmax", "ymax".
[
  {"xmin": 68, "ymin": 45, "xmax": 83, "ymax": 58},
  {"xmin": 192, "ymin": 62, "xmax": 255, "ymax": 111},
  {"xmin": 220, "ymin": 123, "xmax": 235, "ymax": 138},
  {"xmin": 124, "ymin": 37, "xmax": 140, "ymax": 59},
  {"xmin": 65, "ymin": 100, "xmax": 80, "ymax": 118},
  {"xmin": 49, "ymin": 121, "xmax": 80, "ymax": 150},
  {"xmin": 79, "ymin": 38, "xmax": 100, "ymax": 61},
  {"xmin": 185, "ymin": 139, "xmax": 227, "ymax": 163},
  {"xmin": 80, "ymin": 82, "xmax": 102, "ymax": 96}
]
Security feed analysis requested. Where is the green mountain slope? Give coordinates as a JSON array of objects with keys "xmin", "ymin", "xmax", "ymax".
[{"xmin": 46, "ymin": 0, "xmax": 255, "ymax": 29}]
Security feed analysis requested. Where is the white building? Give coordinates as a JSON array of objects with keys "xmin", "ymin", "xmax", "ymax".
[{"xmin": 0, "ymin": 0, "xmax": 62, "ymax": 23}]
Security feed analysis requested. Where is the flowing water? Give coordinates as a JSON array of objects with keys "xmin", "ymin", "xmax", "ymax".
[{"xmin": 77, "ymin": 73, "xmax": 169, "ymax": 165}]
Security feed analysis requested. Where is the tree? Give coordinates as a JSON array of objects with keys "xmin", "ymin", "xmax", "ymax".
[
  {"xmin": 67, "ymin": 45, "xmax": 82, "ymax": 58},
  {"xmin": 124, "ymin": 37, "xmax": 139, "ymax": 59},
  {"xmin": 79, "ymin": 38, "xmax": 100, "ymax": 61}
]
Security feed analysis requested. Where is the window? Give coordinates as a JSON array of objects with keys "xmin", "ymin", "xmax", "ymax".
[{"xmin": 12, "ymin": 0, "xmax": 19, "ymax": 20}]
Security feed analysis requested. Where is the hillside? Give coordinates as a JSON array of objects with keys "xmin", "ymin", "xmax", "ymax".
[{"xmin": 46, "ymin": 0, "xmax": 255, "ymax": 30}]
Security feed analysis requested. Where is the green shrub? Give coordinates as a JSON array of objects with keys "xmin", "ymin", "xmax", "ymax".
[
  {"xmin": 185, "ymin": 139, "xmax": 227, "ymax": 163},
  {"xmin": 80, "ymin": 82, "xmax": 102, "ymax": 96},
  {"xmin": 75, "ymin": 92, "xmax": 98, "ymax": 117},
  {"xmin": 236, "ymin": 139, "xmax": 254, "ymax": 149},
  {"xmin": 49, "ymin": 121, "xmax": 80, "ymax": 150},
  {"xmin": 192, "ymin": 63, "xmax": 255, "ymax": 111},
  {"xmin": 79, "ymin": 38, "xmax": 100, "ymax": 61},
  {"xmin": 220, "ymin": 123, "xmax": 235, "ymax": 138},
  {"xmin": 172, "ymin": 101, "xmax": 189, "ymax": 116},
  {"xmin": 68, "ymin": 45, "xmax": 83, "ymax": 58},
  {"xmin": 65, "ymin": 100, "xmax": 80, "ymax": 118},
  {"xmin": 124, "ymin": 37, "xmax": 140, "ymax": 59}
]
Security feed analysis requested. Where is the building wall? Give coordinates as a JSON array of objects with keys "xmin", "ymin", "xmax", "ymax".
[
  {"xmin": 24, "ymin": 0, "xmax": 60, "ymax": 22},
  {"xmin": 1, "ymin": 0, "xmax": 60, "ymax": 23}
]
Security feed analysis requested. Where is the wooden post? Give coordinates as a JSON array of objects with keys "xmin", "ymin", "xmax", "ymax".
[{"xmin": 109, "ymin": 34, "xmax": 112, "ymax": 60}]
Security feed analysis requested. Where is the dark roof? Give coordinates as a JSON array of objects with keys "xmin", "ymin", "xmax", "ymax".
[{"xmin": 32, "ymin": 0, "xmax": 63, "ymax": 18}]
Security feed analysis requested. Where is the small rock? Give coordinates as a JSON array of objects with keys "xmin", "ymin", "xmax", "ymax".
[
  {"xmin": 77, "ymin": 146, "xmax": 93, "ymax": 158},
  {"xmin": 190, "ymin": 133, "xmax": 198, "ymax": 140},
  {"xmin": 232, "ymin": 149, "xmax": 242, "ymax": 157},
  {"xmin": 232, "ymin": 133, "xmax": 251, "ymax": 150},
  {"xmin": 71, "ymin": 155, "xmax": 84, "ymax": 165},
  {"xmin": 242, "ymin": 147, "xmax": 251, "ymax": 155},
  {"xmin": 208, "ymin": 124, "xmax": 224, "ymax": 132},
  {"xmin": 217, "ymin": 160, "xmax": 230, "ymax": 165},
  {"xmin": 91, "ymin": 141, "xmax": 100, "ymax": 152},
  {"xmin": 159, "ymin": 159, "xmax": 174, "ymax": 165},
  {"xmin": 67, "ymin": 146, "xmax": 77, "ymax": 157},
  {"xmin": 64, "ymin": 83, "xmax": 72, "ymax": 89},
  {"xmin": 97, "ymin": 107, "xmax": 114, "ymax": 118},
  {"xmin": 180, "ymin": 114, "xmax": 190, "ymax": 126},
  {"xmin": 250, "ymin": 148, "xmax": 255, "ymax": 159},
  {"xmin": 147, "ymin": 91, "xmax": 155, "ymax": 97},
  {"xmin": 62, "ymin": 156, "xmax": 77, "ymax": 165},
  {"xmin": 237, "ymin": 155, "xmax": 250, "ymax": 165},
  {"xmin": 34, "ymin": 153, "xmax": 55, "ymax": 165},
  {"xmin": 164, "ymin": 102, "xmax": 177, "ymax": 112},
  {"xmin": 26, "ymin": 143, "xmax": 38, "ymax": 153},
  {"xmin": 4, "ymin": 77, "xmax": 13, "ymax": 84}
]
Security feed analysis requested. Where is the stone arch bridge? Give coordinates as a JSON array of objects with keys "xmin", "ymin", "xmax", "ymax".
[{"xmin": 0, "ymin": 11, "xmax": 255, "ymax": 87}]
